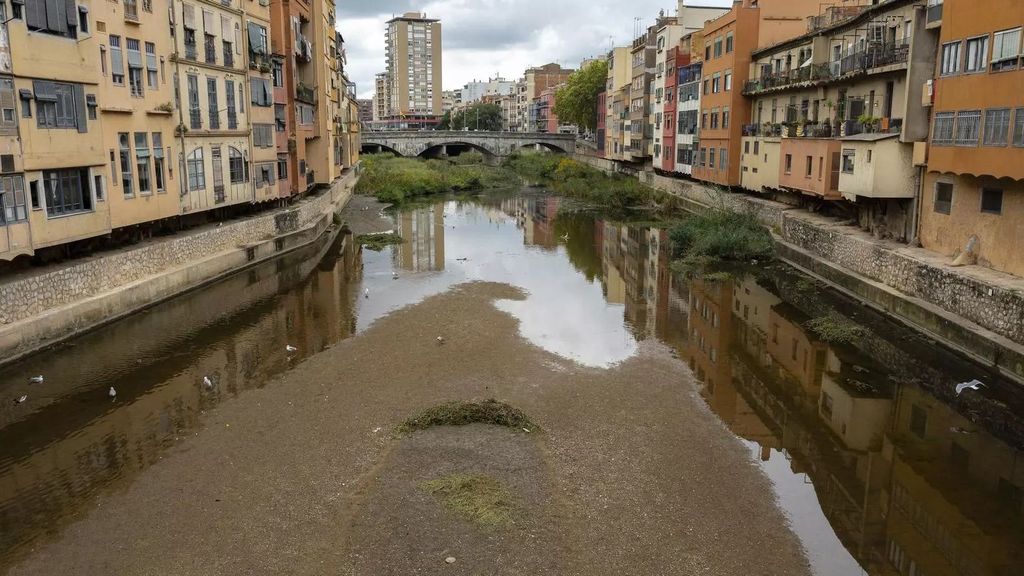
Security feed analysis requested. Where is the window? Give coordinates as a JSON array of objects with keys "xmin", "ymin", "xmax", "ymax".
[
  {"xmin": 722, "ymin": 107, "xmax": 730, "ymax": 129},
  {"xmin": 708, "ymin": 148, "xmax": 715, "ymax": 170},
  {"xmin": 753, "ymin": 141, "xmax": 759, "ymax": 155},
  {"xmin": 152, "ymin": 132, "xmax": 165, "ymax": 192},
  {"xmin": 109, "ymin": 35, "xmax": 125, "ymax": 85},
  {"xmin": 257, "ymin": 164, "xmax": 274, "ymax": 187},
  {"xmin": 724, "ymin": 72, "xmax": 732, "ymax": 92},
  {"xmin": 145, "ymin": 42, "xmax": 158, "ymax": 90},
  {"xmin": 253, "ymin": 123, "xmax": 274, "ymax": 147},
  {"xmin": 272, "ymin": 60, "xmax": 284, "ymax": 87},
  {"xmin": 934, "ymin": 181, "xmax": 953, "ymax": 214},
  {"xmin": 43, "ymin": 168, "xmax": 92, "ymax": 216},
  {"xmin": 277, "ymin": 155, "xmax": 288, "ymax": 180},
  {"xmin": 184, "ymin": 28, "xmax": 197, "ymax": 60},
  {"xmin": 228, "ymin": 146, "xmax": 245, "ymax": 183},
  {"xmin": 0, "ymin": 175, "xmax": 27, "ymax": 224},
  {"xmin": 248, "ymin": 22, "xmax": 268, "ymax": 60},
  {"xmin": 933, "ymin": 112, "xmax": 955, "ymax": 145},
  {"xmin": 1015, "ymin": 109, "xmax": 1024, "ymax": 147},
  {"xmin": 719, "ymin": 148, "xmax": 727, "ymax": 171},
  {"xmin": 703, "ymin": 79, "xmax": 709, "ymax": 95},
  {"xmin": 705, "ymin": 45, "xmax": 711, "ymax": 61},
  {"xmin": 211, "ymin": 146, "xmax": 224, "ymax": 203},
  {"xmin": 981, "ymin": 187, "xmax": 1003, "ymax": 214},
  {"xmin": 940, "ymin": 41, "xmax": 961, "ymax": 75},
  {"xmin": 712, "ymin": 74, "xmax": 720, "ymax": 93},
  {"xmin": 840, "ymin": 149, "xmax": 857, "ymax": 174},
  {"xmin": 784, "ymin": 154, "xmax": 792, "ymax": 174},
  {"xmin": 187, "ymin": 74, "xmax": 201, "ymax": 129},
  {"xmin": 714, "ymin": 37, "xmax": 722, "ymax": 58},
  {"xmin": 725, "ymin": 33, "xmax": 734, "ymax": 54},
  {"xmin": 909, "ymin": 405, "xmax": 927, "ymax": 439},
  {"xmin": 119, "ymin": 132, "xmax": 133, "ymax": 196},
  {"xmin": 275, "ymin": 104, "xmax": 286, "ymax": 132},
  {"xmin": 25, "ymin": 0, "xmax": 79, "ymax": 39},
  {"xmin": 250, "ymin": 78, "xmax": 271, "ymax": 106},
  {"xmin": 964, "ymin": 35, "xmax": 989, "ymax": 72},
  {"xmin": 983, "ymin": 109, "xmax": 1011, "ymax": 146},
  {"xmin": 35, "ymin": 81, "xmax": 80, "ymax": 130},
  {"xmin": 131, "ymin": 132, "xmax": 150, "ymax": 194},
  {"xmin": 204, "ymin": 33, "xmax": 216, "ymax": 64},
  {"xmin": 207, "ymin": 77, "xmax": 219, "ymax": 129},
  {"xmin": 991, "ymin": 28, "xmax": 1021, "ymax": 70},
  {"xmin": 93, "ymin": 175, "xmax": 103, "ymax": 201},
  {"xmin": 187, "ymin": 148, "xmax": 205, "ymax": 191},
  {"xmin": 222, "ymin": 79, "xmax": 236, "ymax": 130},
  {"xmin": 955, "ymin": 110, "xmax": 981, "ymax": 146},
  {"xmin": 0, "ymin": 79, "xmax": 15, "ymax": 130}
]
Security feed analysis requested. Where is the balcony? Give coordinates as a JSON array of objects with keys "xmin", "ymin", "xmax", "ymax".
[
  {"xmin": 926, "ymin": 0, "xmax": 943, "ymax": 28},
  {"xmin": 744, "ymin": 63, "xmax": 834, "ymax": 95},
  {"xmin": 833, "ymin": 41, "xmax": 911, "ymax": 78},
  {"xmin": 124, "ymin": 0, "xmax": 139, "ymax": 22},
  {"xmin": 296, "ymin": 83, "xmax": 316, "ymax": 104}
]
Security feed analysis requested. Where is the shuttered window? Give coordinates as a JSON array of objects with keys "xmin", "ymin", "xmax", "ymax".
[
  {"xmin": 34, "ymin": 81, "xmax": 85, "ymax": 131},
  {"xmin": 26, "ymin": 0, "xmax": 78, "ymax": 39},
  {"xmin": 145, "ymin": 42, "xmax": 158, "ymax": 89},
  {"xmin": 0, "ymin": 78, "xmax": 16, "ymax": 132},
  {"xmin": 253, "ymin": 123, "xmax": 273, "ymax": 147},
  {"xmin": 249, "ymin": 78, "xmax": 271, "ymax": 106},
  {"xmin": 207, "ymin": 77, "xmax": 219, "ymax": 129},
  {"xmin": 109, "ymin": 35, "xmax": 125, "ymax": 85}
]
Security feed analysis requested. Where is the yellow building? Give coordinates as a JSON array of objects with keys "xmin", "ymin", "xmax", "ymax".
[
  {"xmin": 94, "ymin": 0, "xmax": 180, "ymax": 236},
  {"xmin": 172, "ymin": 0, "xmax": 253, "ymax": 215},
  {"xmin": 0, "ymin": 0, "xmax": 109, "ymax": 261},
  {"xmin": 244, "ymin": 0, "xmax": 279, "ymax": 203},
  {"xmin": 304, "ymin": 0, "xmax": 341, "ymax": 187}
]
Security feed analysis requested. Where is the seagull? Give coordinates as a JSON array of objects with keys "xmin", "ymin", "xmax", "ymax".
[
  {"xmin": 950, "ymin": 426, "xmax": 976, "ymax": 435},
  {"xmin": 286, "ymin": 345, "xmax": 298, "ymax": 353},
  {"xmin": 14, "ymin": 395, "xmax": 27, "ymax": 404},
  {"xmin": 29, "ymin": 375, "xmax": 44, "ymax": 384},
  {"xmin": 108, "ymin": 386, "xmax": 117, "ymax": 398},
  {"xmin": 456, "ymin": 257, "xmax": 468, "ymax": 262},
  {"xmin": 203, "ymin": 376, "xmax": 214, "ymax": 389},
  {"xmin": 955, "ymin": 379, "xmax": 985, "ymax": 395},
  {"xmin": 392, "ymin": 271, "xmax": 399, "ymax": 280},
  {"xmin": 364, "ymin": 288, "xmax": 370, "ymax": 299},
  {"xmin": 436, "ymin": 336, "xmax": 445, "ymax": 344},
  {"xmin": 561, "ymin": 233, "xmax": 569, "ymax": 241}
]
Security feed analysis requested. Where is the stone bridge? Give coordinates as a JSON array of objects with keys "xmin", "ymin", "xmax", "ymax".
[{"xmin": 361, "ymin": 131, "xmax": 576, "ymax": 159}]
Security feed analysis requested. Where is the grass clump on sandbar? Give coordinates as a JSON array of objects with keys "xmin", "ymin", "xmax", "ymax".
[
  {"xmin": 397, "ymin": 399, "xmax": 536, "ymax": 434},
  {"xmin": 805, "ymin": 314, "xmax": 869, "ymax": 345},
  {"xmin": 354, "ymin": 153, "xmax": 513, "ymax": 203},
  {"xmin": 670, "ymin": 207, "xmax": 774, "ymax": 275},
  {"xmin": 504, "ymin": 152, "xmax": 656, "ymax": 210},
  {"xmin": 356, "ymin": 232, "xmax": 404, "ymax": 251},
  {"xmin": 420, "ymin": 473, "xmax": 518, "ymax": 527}
]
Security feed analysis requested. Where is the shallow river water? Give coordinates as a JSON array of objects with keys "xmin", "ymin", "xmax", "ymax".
[{"xmin": 1, "ymin": 191, "xmax": 1023, "ymax": 575}]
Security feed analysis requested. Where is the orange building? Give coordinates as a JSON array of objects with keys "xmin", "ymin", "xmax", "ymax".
[
  {"xmin": 919, "ymin": 0, "xmax": 1024, "ymax": 276},
  {"xmin": 693, "ymin": 0, "xmax": 827, "ymax": 187}
]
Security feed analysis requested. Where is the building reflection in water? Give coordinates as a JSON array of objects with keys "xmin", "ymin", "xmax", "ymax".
[
  {"xmin": 0, "ymin": 231, "xmax": 364, "ymax": 566},
  {"xmin": 395, "ymin": 203, "xmax": 446, "ymax": 272},
  {"xmin": 548, "ymin": 209, "xmax": 1024, "ymax": 576}
]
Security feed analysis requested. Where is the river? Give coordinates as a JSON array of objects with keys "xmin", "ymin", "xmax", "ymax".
[{"xmin": 1, "ymin": 190, "xmax": 1022, "ymax": 575}]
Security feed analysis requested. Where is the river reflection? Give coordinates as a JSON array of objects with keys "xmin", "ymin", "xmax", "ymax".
[{"xmin": 1, "ymin": 192, "xmax": 1023, "ymax": 575}]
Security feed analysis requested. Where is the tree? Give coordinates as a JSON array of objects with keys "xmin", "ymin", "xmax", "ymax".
[
  {"xmin": 552, "ymin": 60, "xmax": 608, "ymax": 132},
  {"xmin": 449, "ymin": 103, "xmax": 503, "ymax": 131},
  {"xmin": 438, "ymin": 110, "xmax": 453, "ymax": 130}
]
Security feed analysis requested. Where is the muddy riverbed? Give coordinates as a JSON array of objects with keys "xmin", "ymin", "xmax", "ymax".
[{"xmin": 1, "ymin": 191, "xmax": 1022, "ymax": 575}]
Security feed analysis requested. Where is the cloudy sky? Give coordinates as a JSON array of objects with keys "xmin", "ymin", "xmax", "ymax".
[{"xmin": 337, "ymin": 0, "xmax": 732, "ymax": 99}]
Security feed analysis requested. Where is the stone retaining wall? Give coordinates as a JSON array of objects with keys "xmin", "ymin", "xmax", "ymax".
[
  {"xmin": 0, "ymin": 172, "xmax": 352, "ymax": 330},
  {"xmin": 574, "ymin": 154, "xmax": 1024, "ymax": 353}
]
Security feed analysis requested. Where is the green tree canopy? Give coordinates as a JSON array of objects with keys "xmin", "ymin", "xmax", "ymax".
[
  {"xmin": 552, "ymin": 60, "xmax": 608, "ymax": 132},
  {"xmin": 445, "ymin": 103, "xmax": 503, "ymax": 131}
]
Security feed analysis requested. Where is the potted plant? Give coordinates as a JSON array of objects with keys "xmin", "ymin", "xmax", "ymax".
[{"xmin": 857, "ymin": 113, "xmax": 879, "ymax": 133}]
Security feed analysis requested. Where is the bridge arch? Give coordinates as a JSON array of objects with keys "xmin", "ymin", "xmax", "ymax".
[
  {"xmin": 517, "ymin": 141, "xmax": 570, "ymax": 154},
  {"xmin": 360, "ymin": 142, "xmax": 402, "ymax": 156},
  {"xmin": 417, "ymin": 141, "xmax": 498, "ymax": 159}
]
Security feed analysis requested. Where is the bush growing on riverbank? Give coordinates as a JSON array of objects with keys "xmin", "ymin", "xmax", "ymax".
[
  {"xmin": 669, "ymin": 208, "xmax": 774, "ymax": 271},
  {"xmin": 504, "ymin": 153, "xmax": 654, "ymax": 209},
  {"xmin": 355, "ymin": 154, "xmax": 512, "ymax": 203}
]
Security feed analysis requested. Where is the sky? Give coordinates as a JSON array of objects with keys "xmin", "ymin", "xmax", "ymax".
[{"xmin": 337, "ymin": 0, "xmax": 733, "ymax": 100}]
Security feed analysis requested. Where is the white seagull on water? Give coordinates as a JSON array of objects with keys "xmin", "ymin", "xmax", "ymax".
[
  {"xmin": 203, "ymin": 376, "xmax": 214, "ymax": 389},
  {"xmin": 955, "ymin": 380, "xmax": 985, "ymax": 395},
  {"xmin": 364, "ymin": 288, "xmax": 370, "ymax": 299},
  {"xmin": 14, "ymin": 395, "xmax": 27, "ymax": 404},
  {"xmin": 108, "ymin": 387, "xmax": 117, "ymax": 398},
  {"xmin": 286, "ymin": 345, "xmax": 298, "ymax": 353},
  {"xmin": 29, "ymin": 375, "xmax": 44, "ymax": 384}
]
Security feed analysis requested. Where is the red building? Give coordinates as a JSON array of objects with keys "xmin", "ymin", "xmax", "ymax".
[{"xmin": 661, "ymin": 47, "xmax": 679, "ymax": 172}]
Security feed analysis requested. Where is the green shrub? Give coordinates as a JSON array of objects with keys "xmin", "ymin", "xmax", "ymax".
[
  {"xmin": 355, "ymin": 153, "xmax": 514, "ymax": 203},
  {"xmin": 670, "ymin": 209, "xmax": 774, "ymax": 267},
  {"xmin": 806, "ymin": 314, "xmax": 869, "ymax": 345},
  {"xmin": 504, "ymin": 153, "xmax": 656, "ymax": 209}
]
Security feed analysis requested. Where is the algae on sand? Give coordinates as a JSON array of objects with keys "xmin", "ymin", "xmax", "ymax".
[
  {"xmin": 357, "ymin": 233, "xmax": 404, "ymax": 252},
  {"xmin": 397, "ymin": 399, "xmax": 536, "ymax": 434},
  {"xmin": 420, "ymin": 473, "xmax": 518, "ymax": 527}
]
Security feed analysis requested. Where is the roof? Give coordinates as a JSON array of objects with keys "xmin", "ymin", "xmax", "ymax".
[
  {"xmin": 840, "ymin": 133, "xmax": 900, "ymax": 142},
  {"xmin": 751, "ymin": 0, "xmax": 918, "ymax": 59}
]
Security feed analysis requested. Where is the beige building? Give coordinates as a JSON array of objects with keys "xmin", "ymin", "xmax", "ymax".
[
  {"xmin": 172, "ymin": 0, "xmax": 253, "ymax": 215},
  {"xmin": 245, "ymin": 0, "xmax": 278, "ymax": 203},
  {"xmin": 304, "ymin": 0, "xmax": 341, "ymax": 186},
  {"xmin": 384, "ymin": 12, "xmax": 442, "ymax": 128},
  {"xmin": 0, "ymin": 0, "xmax": 108, "ymax": 262}
]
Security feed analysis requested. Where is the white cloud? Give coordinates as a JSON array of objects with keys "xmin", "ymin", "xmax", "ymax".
[{"xmin": 337, "ymin": 0, "xmax": 733, "ymax": 99}]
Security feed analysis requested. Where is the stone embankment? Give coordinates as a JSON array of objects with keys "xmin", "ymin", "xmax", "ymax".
[
  {"xmin": 575, "ymin": 154, "xmax": 1024, "ymax": 382},
  {"xmin": 0, "ymin": 171, "xmax": 359, "ymax": 364}
]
